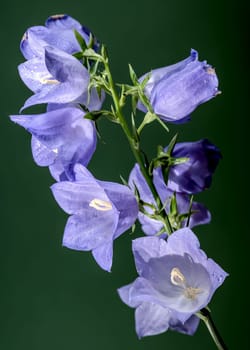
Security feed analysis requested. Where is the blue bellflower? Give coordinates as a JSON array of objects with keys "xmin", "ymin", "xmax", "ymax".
[
  {"xmin": 137, "ymin": 49, "xmax": 219, "ymax": 123},
  {"xmin": 129, "ymin": 164, "xmax": 210, "ymax": 235},
  {"xmin": 10, "ymin": 107, "xmax": 97, "ymax": 181},
  {"xmin": 51, "ymin": 164, "xmax": 139, "ymax": 271},
  {"xmin": 18, "ymin": 46, "xmax": 90, "ymax": 110},
  {"xmin": 166, "ymin": 139, "xmax": 222, "ymax": 194},
  {"xmin": 20, "ymin": 14, "xmax": 98, "ymax": 59},
  {"xmin": 118, "ymin": 228, "xmax": 228, "ymax": 338}
]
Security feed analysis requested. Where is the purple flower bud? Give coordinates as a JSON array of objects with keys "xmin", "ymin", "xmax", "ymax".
[
  {"xmin": 137, "ymin": 49, "xmax": 219, "ymax": 123},
  {"xmin": 10, "ymin": 107, "xmax": 97, "ymax": 181},
  {"xmin": 51, "ymin": 164, "xmax": 139, "ymax": 271},
  {"xmin": 166, "ymin": 139, "xmax": 222, "ymax": 194},
  {"xmin": 129, "ymin": 164, "xmax": 210, "ymax": 236},
  {"xmin": 118, "ymin": 228, "xmax": 228, "ymax": 338}
]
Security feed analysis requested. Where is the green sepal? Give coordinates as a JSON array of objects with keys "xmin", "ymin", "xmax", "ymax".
[
  {"xmin": 73, "ymin": 51, "xmax": 84, "ymax": 59},
  {"xmin": 169, "ymin": 192, "xmax": 178, "ymax": 216},
  {"xmin": 128, "ymin": 64, "xmax": 138, "ymax": 85},
  {"xmin": 84, "ymin": 110, "xmax": 117, "ymax": 122},
  {"xmin": 74, "ymin": 30, "xmax": 87, "ymax": 51}
]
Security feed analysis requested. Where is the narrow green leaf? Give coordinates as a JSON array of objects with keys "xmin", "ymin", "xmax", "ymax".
[{"xmin": 74, "ymin": 30, "xmax": 87, "ymax": 51}]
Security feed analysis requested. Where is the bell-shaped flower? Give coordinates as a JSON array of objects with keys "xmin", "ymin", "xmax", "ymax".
[
  {"xmin": 137, "ymin": 49, "xmax": 219, "ymax": 123},
  {"xmin": 51, "ymin": 164, "xmax": 139, "ymax": 271},
  {"xmin": 10, "ymin": 107, "xmax": 96, "ymax": 181},
  {"xmin": 118, "ymin": 228, "xmax": 228, "ymax": 338},
  {"xmin": 21, "ymin": 14, "xmax": 98, "ymax": 60},
  {"xmin": 129, "ymin": 164, "xmax": 210, "ymax": 236},
  {"xmin": 165, "ymin": 139, "xmax": 221, "ymax": 194},
  {"xmin": 18, "ymin": 46, "xmax": 90, "ymax": 110}
]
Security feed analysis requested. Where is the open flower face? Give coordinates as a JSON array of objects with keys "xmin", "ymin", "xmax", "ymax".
[{"xmin": 118, "ymin": 228, "xmax": 228, "ymax": 338}]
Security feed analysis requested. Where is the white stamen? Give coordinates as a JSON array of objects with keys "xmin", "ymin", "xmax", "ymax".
[
  {"xmin": 40, "ymin": 77, "xmax": 59, "ymax": 85},
  {"xmin": 89, "ymin": 198, "xmax": 112, "ymax": 211},
  {"xmin": 171, "ymin": 267, "xmax": 186, "ymax": 286}
]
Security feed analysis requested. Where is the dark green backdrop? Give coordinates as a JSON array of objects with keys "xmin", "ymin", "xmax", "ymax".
[{"xmin": 1, "ymin": 0, "xmax": 248, "ymax": 349}]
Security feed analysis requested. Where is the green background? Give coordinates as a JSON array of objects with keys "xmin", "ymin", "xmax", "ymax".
[{"xmin": 0, "ymin": 0, "xmax": 248, "ymax": 349}]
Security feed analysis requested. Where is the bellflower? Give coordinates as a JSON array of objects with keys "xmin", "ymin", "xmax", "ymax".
[
  {"xmin": 118, "ymin": 228, "xmax": 228, "ymax": 338},
  {"xmin": 10, "ymin": 107, "xmax": 96, "ymax": 181},
  {"xmin": 51, "ymin": 164, "xmax": 139, "ymax": 271},
  {"xmin": 129, "ymin": 164, "xmax": 210, "ymax": 235},
  {"xmin": 165, "ymin": 139, "xmax": 222, "ymax": 194},
  {"xmin": 20, "ymin": 14, "xmax": 98, "ymax": 60},
  {"xmin": 18, "ymin": 45, "xmax": 90, "ymax": 110},
  {"xmin": 137, "ymin": 49, "xmax": 219, "ymax": 123}
]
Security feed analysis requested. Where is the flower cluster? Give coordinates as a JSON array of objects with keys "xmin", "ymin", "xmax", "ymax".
[{"xmin": 10, "ymin": 14, "xmax": 228, "ymax": 346}]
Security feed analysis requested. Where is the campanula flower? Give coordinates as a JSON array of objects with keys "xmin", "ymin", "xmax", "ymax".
[
  {"xmin": 10, "ymin": 107, "xmax": 96, "ymax": 181},
  {"xmin": 137, "ymin": 49, "xmax": 219, "ymax": 123},
  {"xmin": 165, "ymin": 139, "xmax": 221, "ymax": 194},
  {"xmin": 129, "ymin": 164, "xmax": 210, "ymax": 236},
  {"xmin": 51, "ymin": 164, "xmax": 139, "ymax": 271},
  {"xmin": 118, "ymin": 228, "xmax": 228, "ymax": 338},
  {"xmin": 18, "ymin": 46, "xmax": 90, "ymax": 110},
  {"xmin": 21, "ymin": 14, "xmax": 98, "ymax": 60}
]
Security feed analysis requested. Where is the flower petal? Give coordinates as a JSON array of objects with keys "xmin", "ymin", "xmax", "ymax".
[
  {"xmin": 99, "ymin": 181, "xmax": 138, "ymax": 238},
  {"xmin": 92, "ymin": 241, "xmax": 113, "ymax": 272},
  {"xmin": 63, "ymin": 211, "xmax": 117, "ymax": 251},
  {"xmin": 135, "ymin": 302, "xmax": 171, "ymax": 338},
  {"xmin": 22, "ymin": 46, "xmax": 89, "ymax": 109},
  {"xmin": 31, "ymin": 136, "xmax": 57, "ymax": 166}
]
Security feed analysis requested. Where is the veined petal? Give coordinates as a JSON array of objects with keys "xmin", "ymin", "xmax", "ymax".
[
  {"xmin": 63, "ymin": 210, "xmax": 117, "ymax": 251},
  {"xmin": 51, "ymin": 180, "xmax": 113, "ymax": 215},
  {"xmin": 98, "ymin": 181, "xmax": 138, "ymax": 238},
  {"xmin": 132, "ymin": 236, "xmax": 169, "ymax": 275},
  {"xmin": 92, "ymin": 241, "xmax": 114, "ymax": 272},
  {"xmin": 169, "ymin": 314, "xmax": 200, "ymax": 335},
  {"xmin": 10, "ymin": 107, "xmax": 85, "ymax": 148},
  {"xmin": 118, "ymin": 277, "xmax": 167, "ymax": 308},
  {"xmin": 18, "ymin": 58, "xmax": 50, "ymax": 93},
  {"xmin": 21, "ymin": 46, "xmax": 89, "ymax": 109},
  {"xmin": 135, "ymin": 302, "xmax": 171, "ymax": 338},
  {"xmin": 31, "ymin": 136, "xmax": 57, "ymax": 166}
]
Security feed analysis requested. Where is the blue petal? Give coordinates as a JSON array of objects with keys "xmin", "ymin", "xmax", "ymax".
[
  {"xmin": 98, "ymin": 181, "xmax": 138, "ymax": 238},
  {"xmin": 31, "ymin": 136, "xmax": 57, "ymax": 166},
  {"xmin": 21, "ymin": 46, "xmax": 89, "ymax": 109},
  {"xmin": 63, "ymin": 211, "xmax": 117, "ymax": 251},
  {"xmin": 135, "ymin": 302, "xmax": 171, "ymax": 338},
  {"xmin": 92, "ymin": 241, "xmax": 114, "ymax": 272}
]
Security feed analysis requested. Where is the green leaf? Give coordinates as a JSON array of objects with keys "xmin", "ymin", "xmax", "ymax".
[{"xmin": 74, "ymin": 30, "xmax": 87, "ymax": 51}]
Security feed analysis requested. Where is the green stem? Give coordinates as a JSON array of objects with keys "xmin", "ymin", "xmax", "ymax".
[
  {"xmin": 103, "ymin": 53, "xmax": 173, "ymax": 234},
  {"xmin": 197, "ymin": 308, "xmax": 228, "ymax": 350}
]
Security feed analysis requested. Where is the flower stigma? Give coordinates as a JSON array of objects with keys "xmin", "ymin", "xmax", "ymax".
[{"xmin": 89, "ymin": 198, "xmax": 113, "ymax": 211}]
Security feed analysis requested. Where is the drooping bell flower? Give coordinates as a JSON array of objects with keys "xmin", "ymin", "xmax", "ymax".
[
  {"xmin": 51, "ymin": 164, "xmax": 139, "ymax": 271},
  {"xmin": 20, "ymin": 14, "xmax": 99, "ymax": 60},
  {"xmin": 18, "ymin": 46, "xmax": 90, "ymax": 110},
  {"xmin": 10, "ymin": 107, "xmax": 97, "ymax": 181},
  {"xmin": 137, "ymin": 49, "xmax": 219, "ymax": 123},
  {"xmin": 164, "ymin": 139, "xmax": 222, "ymax": 194}
]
